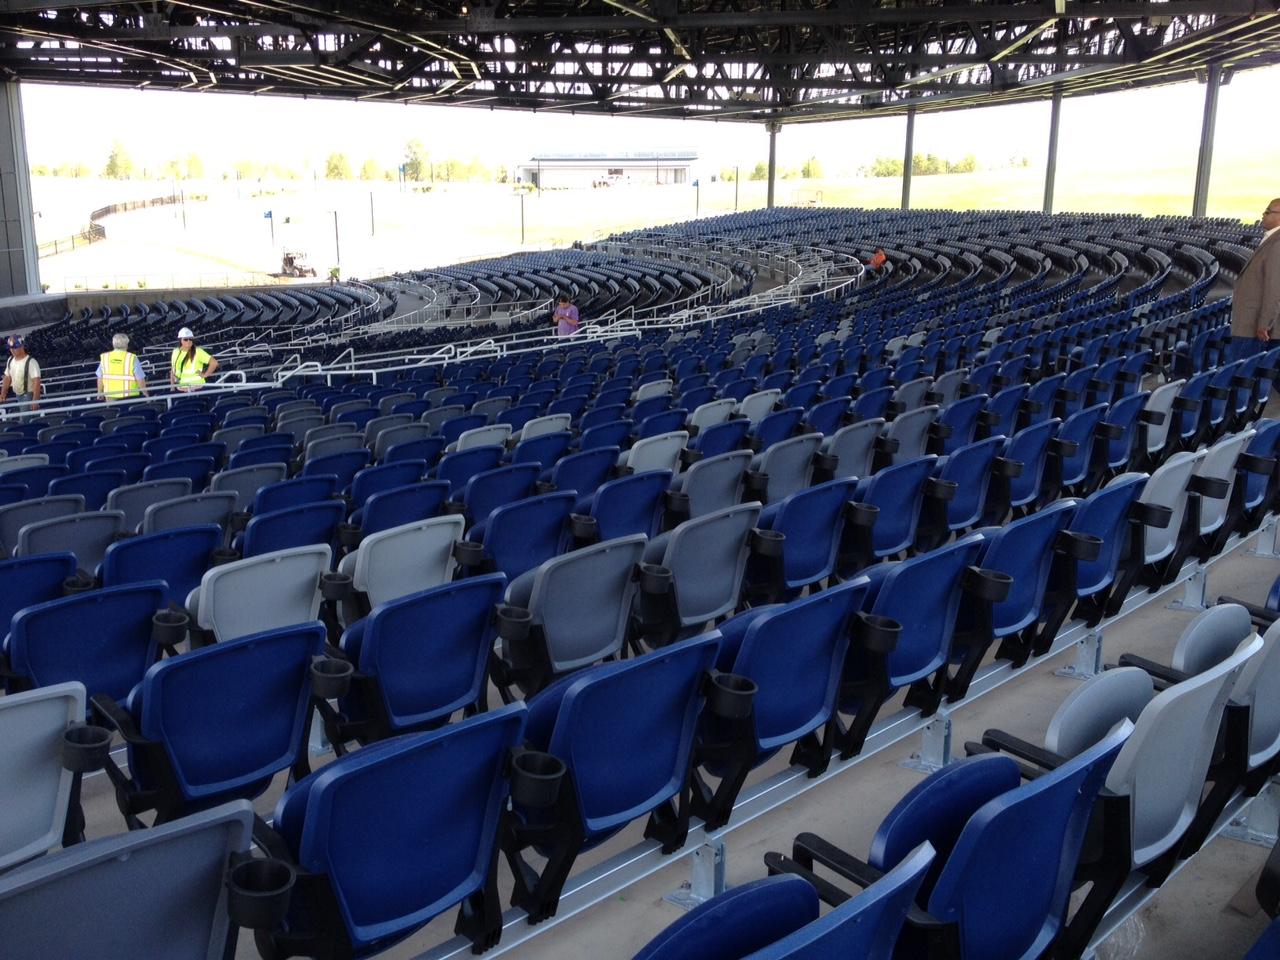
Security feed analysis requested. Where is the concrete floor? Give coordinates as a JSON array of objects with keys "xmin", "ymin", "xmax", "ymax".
[{"xmin": 67, "ymin": 504, "xmax": 1280, "ymax": 960}]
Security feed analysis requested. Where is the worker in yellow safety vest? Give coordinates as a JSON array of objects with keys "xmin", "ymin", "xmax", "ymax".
[
  {"xmin": 170, "ymin": 327, "xmax": 218, "ymax": 392},
  {"xmin": 96, "ymin": 333, "xmax": 148, "ymax": 400}
]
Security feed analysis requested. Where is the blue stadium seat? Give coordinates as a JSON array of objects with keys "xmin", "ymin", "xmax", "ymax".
[
  {"xmin": 434, "ymin": 444, "xmax": 505, "ymax": 495},
  {"xmin": 546, "ymin": 445, "xmax": 618, "ymax": 498},
  {"xmin": 241, "ymin": 500, "xmax": 344, "ymax": 559},
  {"xmin": 90, "ymin": 622, "xmax": 326, "ymax": 826},
  {"xmin": 254, "ymin": 475, "xmax": 339, "ymax": 515},
  {"xmin": 302, "ymin": 449, "xmax": 371, "ymax": 491},
  {"xmin": 750, "ymin": 477, "xmax": 859, "ymax": 601},
  {"xmin": 143, "ymin": 456, "xmax": 216, "ymax": 490},
  {"xmin": 254, "ymin": 703, "xmax": 527, "ymax": 955},
  {"xmin": 328, "ymin": 574, "xmax": 506, "ymax": 747},
  {"xmin": 48, "ymin": 469, "xmax": 125, "ymax": 511},
  {"xmin": 504, "ymin": 637, "xmax": 717, "ymax": 922},
  {"xmin": 101, "ymin": 524, "xmax": 223, "ymax": 607},
  {"xmin": 578, "ymin": 469, "xmax": 671, "ymax": 540}
]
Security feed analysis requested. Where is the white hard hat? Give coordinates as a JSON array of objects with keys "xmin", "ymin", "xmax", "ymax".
[{"xmin": 177, "ymin": 327, "xmax": 194, "ymax": 340}]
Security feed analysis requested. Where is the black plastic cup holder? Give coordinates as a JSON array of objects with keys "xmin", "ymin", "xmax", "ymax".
[
  {"xmin": 569, "ymin": 513, "xmax": 599, "ymax": 541},
  {"xmin": 228, "ymin": 510, "xmax": 251, "ymax": 535},
  {"xmin": 813, "ymin": 451, "xmax": 839, "ymax": 474},
  {"xmin": 210, "ymin": 547, "xmax": 240, "ymax": 567},
  {"xmin": 707, "ymin": 672, "xmax": 758, "ymax": 719},
  {"xmin": 336, "ymin": 523, "xmax": 363, "ymax": 551},
  {"xmin": 844, "ymin": 501, "xmax": 879, "ymax": 528},
  {"xmin": 61, "ymin": 573, "xmax": 95, "ymax": 596},
  {"xmin": 664, "ymin": 490, "xmax": 691, "ymax": 514},
  {"xmin": 61, "ymin": 723, "xmax": 112, "ymax": 773},
  {"xmin": 993, "ymin": 457, "xmax": 1024, "ymax": 479},
  {"xmin": 743, "ymin": 470, "xmax": 770, "ymax": 500},
  {"xmin": 319, "ymin": 572, "xmax": 353, "ymax": 602},
  {"xmin": 855, "ymin": 612, "xmax": 902, "ymax": 655},
  {"xmin": 496, "ymin": 604, "xmax": 533, "ymax": 644},
  {"xmin": 964, "ymin": 566, "xmax": 1014, "ymax": 604},
  {"xmin": 750, "ymin": 528, "xmax": 785, "ymax": 557},
  {"xmin": 310, "ymin": 657, "xmax": 354, "ymax": 699},
  {"xmin": 510, "ymin": 750, "xmax": 566, "ymax": 809},
  {"xmin": 453, "ymin": 539, "xmax": 487, "ymax": 568},
  {"xmin": 639, "ymin": 563, "xmax": 673, "ymax": 595},
  {"xmin": 1058, "ymin": 531, "xmax": 1103, "ymax": 562},
  {"xmin": 152, "ymin": 608, "xmax": 190, "ymax": 646},
  {"xmin": 926, "ymin": 478, "xmax": 958, "ymax": 502},
  {"xmin": 227, "ymin": 858, "xmax": 296, "ymax": 930},
  {"xmin": 534, "ymin": 480, "xmax": 557, "ymax": 495}
]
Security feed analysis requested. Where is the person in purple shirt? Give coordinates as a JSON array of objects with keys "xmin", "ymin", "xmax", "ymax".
[{"xmin": 553, "ymin": 295, "xmax": 580, "ymax": 336}]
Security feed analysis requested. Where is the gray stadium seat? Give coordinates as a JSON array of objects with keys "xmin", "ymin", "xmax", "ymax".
[
  {"xmin": 16, "ymin": 511, "xmax": 125, "ymax": 573},
  {"xmin": 187, "ymin": 543, "xmax": 329, "ymax": 642},
  {"xmin": 0, "ymin": 495, "xmax": 84, "ymax": 555},
  {"xmin": 141, "ymin": 491, "xmax": 237, "ymax": 535}
]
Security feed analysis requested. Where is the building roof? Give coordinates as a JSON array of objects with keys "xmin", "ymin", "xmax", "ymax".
[{"xmin": 1, "ymin": 3, "xmax": 1277, "ymax": 123}]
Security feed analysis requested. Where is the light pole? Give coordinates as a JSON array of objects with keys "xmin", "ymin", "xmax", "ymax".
[
  {"xmin": 332, "ymin": 210, "xmax": 341, "ymax": 272},
  {"xmin": 735, "ymin": 166, "xmax": 740, "ymax": 211}
]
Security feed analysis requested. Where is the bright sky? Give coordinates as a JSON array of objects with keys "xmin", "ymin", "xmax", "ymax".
[{"xmin": 20, "ymin": 63, "xmax": 1280, "ymax": 179}]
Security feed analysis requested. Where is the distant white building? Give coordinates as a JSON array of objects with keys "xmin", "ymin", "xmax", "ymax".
[{"xmin": 516, "ymin": 151, "xmax": 696, "ymax": 189}]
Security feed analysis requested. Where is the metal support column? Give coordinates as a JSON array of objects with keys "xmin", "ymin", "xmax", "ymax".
[
  {"xmin": 901, "ymin": 714, "xmax": 952, "ymax": 773},
  {"xmin": 1043, "ymin": 87, "xmax": 1063, "ymax": 214},
  {"xmin": 0, "ymin": 82, "xmax": 38, "ymax": 297},
  {"xmin": 766, "ymin": 121, "xmax": 780, "ymax": 209},
  {"xmin": 663, "ymin": 840, "xmax": 727, "ymax": 910},
  {"xmin": 901, "ymin": 106, "xmax": 916, "ymax": 211},
  {"xmin": 1192, "ymin": 63, "xmax": 1223, "ymax": 218}
]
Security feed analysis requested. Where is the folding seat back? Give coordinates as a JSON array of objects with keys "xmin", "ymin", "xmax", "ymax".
[
  {"xmin": 0, "ymin": 681, "xmax": 85, "ymax": 871},
  {"xmin": 242, "ymin": 500, "xmax": 344, "ymax": 559},
  {"xmin": 101, "ymin": 524, "xmax": 221, "ymax": 607},
  {"xmin": 0, "ymin": 800, "xmax": 252, "ymax": 959},
  {"xmin": 857, "ymin": 455, "xmax": 938, "ymax": 557},
  {"xmin": 0, "ymin": 552, "xmax": 78, "ymax": 643},
  {"xmin": 264, "ymin": 705, "xmax": 526, "ymax": 957},
  {"xmin": 509, "ymin": 534, "xmax": 647, "ymax": 675},
  {"xmin": 47, "ymin": 469, "xmax": 125, "ymax": 512},
  {"xmin": 930, "ymin": 368, "xmax": 968, "ymax": 407},
  {"xmin": 126, "ymin": 622, "xmax": 324, "ymax": 808},
  {"xmin": 527, "ymin": 636, "xmax": 716, "ymax": 841},
  {"xmin": 482, "ymin": 491, "xmax": 576, "ymax": 580},
  {"xmin": 362, "ymin": 414, "xmax": 412, "ymax": 449},
  {"xmin": 253, "ymin": 475, "xmax": 338, "ymax": 516},
  {"xmin": 1233, "ymin": 616, "xmax": 1280, "ymax": 770},
  {"xmin": 190, "ymin": 544, "xmax": 329, "ymax": 642},
  {"xmin": 343, "ymin": 515, "xmax": 465, "ymax": 606},
  {"xmin": 302, "ymin": 449, "xmax": 371, "ymax": 491},
  {"xmin": 1142, "ymin": 379, "xmax": 1186, "ymax": 455},
  {"xmin": 1072, "ymin": 474, "xmax": 1147, "ymax": 598},
  {"xmin": 737, "ymin": 389, "xmax": 781, "ymax": 424},
  {"xmin": 471, "ymin": 396, "xmax": 511, "ymax": 424},
  {"xmin": 440, "ymin": 413, "xmax": 487, "ymax": 446},
  {"xmin": 143, "ymin": 456, "xmax": 216, "ymax": 489},
  {"xmin": 624, "ymin": 431, "xmax": 688, "ymax": 475},
  {"xmin": 511, "ymin": 431, "xmax": 573, "ymax": 470},
  {"xmin": 580, "ymin": 403, "xmax": 626, "ymax": 432},
  {"xmin": 884, "ymin": 405, "xmax": 939, "ymax": 465},
  {"xmin": 165, "ymin": 442, "xmax": 225, "ymax": 468},
  {"xmin": 208, "ymin": 464, "xmax": 286, "ymax": 514},
  {"xmin": 936, "ymin": 437, "xmax": 1004, "ymax": 533},
  {"xmin": 548, "ymin": 446, "xmax": 618, "ymax": 498},
  {"xmin": 632, "ymin": 396, "xmax": 673, "ymax": 427},
  {"xmin": 1192, "ymin": 429, "xmax": 1252, "ymax": 536},
  {"xmin": 1057, "ymin": 403, "xmax": 1107, "ymax": 487},
  {"xmin": 373, "ymin": 423, "xmax": 433, "ymax": 462},
  {"xmin": 868, "ymin": 535, "xmax": 985, "ymax": 687},
  {"xmin": 23, "ymin": 441, "xmax": 77, "ymax": 466},
  {"xmin": 304, "ymin": 432, "xmax": 363, "ymax": 463},
  {"xmin": 585, "ymin": 470, "xmax": 670, "ymax": 540},
  {"xmin": 892, "ymin": 376, "xmax": 933, "ymax": 412},
  {"xmin": 692, "ymin": 418, "xmax": 750, "ymax": 458},
  {"xmin": 763, "ymin": 478, "xmax": 860, "ymax": 589},
  {"xmin": 141, "ymin": 491, "xmax": 236, "ymax": 535},
  {"xmin": 754, "ymin": 433, "xmax": 821, "ymax": 503},
  {"xmin": 15, "ymin": 510, "xmax": 124, "ymax": 573},
  {"xmin": 679, "ymin": 449, "xmax": 751, "ymax": 518},
  {"xmin": 1136, "ymin": 450, "xmax": 1200, "ymax": 564},
  {"xmin": 7, "ymin": 581, "xmax": 165, "ymax": 701},
  {"xmin": 349, "ymin": 460, "xmax": 425, "ymax": 512},
  {"xmin": 823, "ymin": 418, "xmax": 883, "ymax": 480},
  {"xmin": 5, "ymin": 464, "xmax": 68, "ymax": 499},
  {"xmin": 688, "ymin": 398, "xmax": 736, "ymax": 432},
  {"xmin": 434, "ymin": 445, "xmax": 504, "ymax": 496},
  {"xmin": 974, "ymin": 500, "xmax": 1076, "ymax": 638},
  {"xmin": 984, "ymin": 384, "xmax": 1030, "ymax": 438},
  {"xmin": 937, "ymin": 394, "xmax": 988, "ymax": 455},
  {"xmin": 923, "ymin": 726, "xmax": 1130, "ymax": 960},
  {"xmin": 0, "ymin": 453, "xmax": 47, "ymax": 474},
  {"xmin": 340, "ymin": 575, "xmax": 505, "ymax": 733},
  {"xmin": 647, "ymin": 502, "xmax": 762, "ymax": 627},
  {"xmin": 1003, "ymin": 419, "xmax": 1059, "ymax": 509},
  {"xmin": 451, "ymin": 422, "xmax": 512, "ymax": 452},
  {"xmin": 802, "ymin": 397, "xmax": 849, "ymax": 437},
  {"xmin": 1024, "ymin": 373, "xmax": 1064, "ymax": 424},
  {"xmin": 519, "ymin": 412, "xmax": 573, "ymax": 440},
  {"xmin": 1244, "ymin": 419, "xmax": 1280, "ymax": 514}
]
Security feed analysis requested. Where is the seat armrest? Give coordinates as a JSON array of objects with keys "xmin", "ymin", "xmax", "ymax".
[
  {"xmin": 925, "ymin": 476, "xmax": 958, "ymax": 502},
  {"xmin": 749, "ymin": 527, "xmax": 784, "ymax": 558},
  {"xmin": 980, "ymin": 728, "xmax": 1067, "ymax": 770},
  {"xmin": 873, "ymin": 434, "xmax": 900, "ymax": 454},
  {"xmin": 1097, "ymin": 421, "xmax": 1125, "ymax": 439},
  {"xmin": 844, "ymin": 500, "xmax": 879, "ymax": 527},
  {"xmin": 1230, "ymin": 374, "xmax": 1256, "ymax": 390},
  {"xmin": 1188, "ymin": 474, "xmax": 1230, "ymax": 499},
  {"xmin": 1205, "ymin": 385, "xmax": 1232, "ymax": 401},
  {"xmin": 1049, "ymin": 437, "xmax": 1079, "ymax": 458},
  {"xmin": 90, "ymin": 694, "xmax": 146, "ymax": 745},
  {"xmin": 977, "ymin": 409, "xmax": 1002, "ymax": 427},
  {"xmin": 679, "ymin": 446, "xmax": 703, "ymax": 468},
  {"xmin": 791, "ymin": 832, "xmax": 885, "ymax": 889},
  {"xmin": 1172, "ymin": 395, "xmax": 1201, "ymax": 413},
  {"xmin": 1137, "ymin": 408, "xmax": 1166, "ymax": 425},
  {"xmin": 1131, "ymin": 500, "xmax": 1173, "ymax": 528},
  {"xmin": 1238, "ymin": 452, "xmax": 1276, "ymax": 476},
  {"xmin": 1116, "ymin": 653, "xmax": 1190, "ymax": 686},
  {"xmin": 993, "ymin": 456, "xmax": 1023, "ymax": 478}
]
